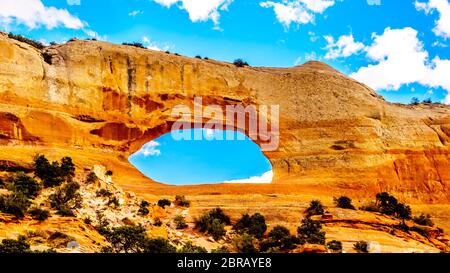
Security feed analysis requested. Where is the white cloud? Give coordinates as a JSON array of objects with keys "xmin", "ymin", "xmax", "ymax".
[
  {"xmin": 223, "ymin": 170, "xmax": 273, "ymax": 184},
  {"xmin": 415, "ymin": 0, "xmax": 450, "ymax": 39},
  {"xmin": 324, "ymin": 33, "xmax": 365, "ymax": 59},
  {"xmin": 153, "ymin": 0, "xmax": 233, "ymax": 27},
  {"xmin": 129, "ymin": 10, "xmax": 144, "ymax": 17},
  {"xmin": 67, "ymin": 0, "xmax": 81, "ymax": 5},
  {"xmin": 0, "ymin": 0, "xmax": 84, "ymax": 29},
  {"xmin": 141, "ymin": 36, "xmax": 171, "ymax": 51},
  {"xmin": 260, "ymin": 0, "xmax": 336, "ymax": 29},
  {"xmin": 350, "ymin": 27, "xmax": 450, "ymax": 104},
  {"xmin": 137, "ymin": 141, "xmax": 162, "ymax": 157}
]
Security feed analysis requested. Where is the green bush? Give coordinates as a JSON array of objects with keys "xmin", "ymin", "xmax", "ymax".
[
  {"xmin": 122, "ymin": 42, "xmax": 146, "ymax": 49},
  {"xmin": 297, "ymin": 218, "xmax": 326, "ymax": 245},
  {"xmin": 143, "ymin": 238, "xmax": 176, "ymax": 253},
  {"xmin": 49, "ymin": 181, "xmax": 82, "ymax": 217},
  {"xmin": 8, "ymin": 33, "xmax": 44, "ymax": 50},
  {"xmin": 327, "ymin": 240, "xmax": 343, "ymax": 252},
  {"xmin": 233, "ymin": 59, "xmax": 249, "ymax": 67},
  {"xmin": 234, "ymin": 213, "xmax": 267, "ymax": 238},
  {"xmin": 413, "ymin": 214, "xmax": 434, "ymax": 227},
  {"xmin": 174, "ymin": 195, "xmax": 190, "ymax": 207},
  {"xmin": 86, "ymin": 172, "xmax": 98, "ymax": 184},
  {"xmin": 233, "ymin": 233, "xmax": 258, "ymax": 253},
  {"xmin": 174, "ymin": 215, "xmax": 188, "ymax": 229},
  {"xmin": 0, "ymin": 236, "xmax": 31, "ymax": 253},
  {"xmin": 106, "ymin": 225, "xmax": 148, "ymax": 253},
  {"xmin": 96, "ymin": 189, "xmax": 113, "ymax": 198},
  {"xmin": 7, "ymin": 172, "xmax": 41, "ymax": 199},
  {"xmin": 375, "ymin": 192, "xmax": 411, "ymax": 221},
  {"xmin": 195, "ymin": 208, "xmax": 230, "ymax": 240},
  {"xmin": 305, "ymin": 200, "xmax": 326, "ymax": 217},
  {"xmin": 157, "ymin": 199, "xmax": 171, "ymax": 208},
  {"xmin": 28, "ymin": 208, "xmax": 50, "ymax": 221},
  {"xmin": 0, "ymin": 192, "xmax": 31, "ymax": 219},
  {"xmin": 95, "ymin": 211, "xmax": 111, "ymax": 236},
  {"xmin": 138, "ymin": 200, "xmax": 150, "ymax": 215},
  {"xmin": 211, "ymin": 246, "xmax": 230, "ymax": 253},
  {"xmin": 34, "ymin": 155, "xmax": 75, "ymax": 188},
  {"xmin": 334, "ymin": 196, "xmax": 355, "ymax": 210},
  {"xmin": 354, "ymin": 241, "xmax": 369, "ymax": 253},
  {"xmin": 179, "ymin": 242, "xmax": 208, "ymax": 253},
  {"xmin": 260, "ymin": 225, "xmax": 299, "ymax": 252}
]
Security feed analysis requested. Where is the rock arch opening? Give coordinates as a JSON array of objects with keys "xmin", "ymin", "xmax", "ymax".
[{"xmin": 128, "ymin": 129, "xmax": 273, "ymax": 186}]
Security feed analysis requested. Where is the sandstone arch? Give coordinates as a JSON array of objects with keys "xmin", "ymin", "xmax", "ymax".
[{"xmin": 1, "ymin": 33, "xmax": 450, "ymax": 202}]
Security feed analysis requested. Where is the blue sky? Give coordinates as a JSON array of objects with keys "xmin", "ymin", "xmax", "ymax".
[
  {"xmin": 1, "ymin": 0, "xmax": 450, "ymax": 184},
  {"xmin": 129, "ymin": 130, "xmax": 273, "ymax": 185}
]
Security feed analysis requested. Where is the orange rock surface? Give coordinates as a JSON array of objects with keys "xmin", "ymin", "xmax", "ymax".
[{"xmin": 0, "ymin": 32, "xmax": 449, "ymax": 206}]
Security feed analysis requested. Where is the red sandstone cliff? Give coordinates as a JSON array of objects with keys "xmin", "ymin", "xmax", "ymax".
[{"xmin": 0, "ymin": 32, "xmax": 449, "ymax": 202}]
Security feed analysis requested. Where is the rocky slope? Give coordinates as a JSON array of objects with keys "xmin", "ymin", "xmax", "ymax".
[{"xmin": 0, "ymin": 32, "xmax": 449, "ymax": 203}]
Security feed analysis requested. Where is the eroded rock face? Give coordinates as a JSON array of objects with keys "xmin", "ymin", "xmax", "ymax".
[{"xmin": 0, "ymin": 32, "xmax": 449, "ymax": 202}]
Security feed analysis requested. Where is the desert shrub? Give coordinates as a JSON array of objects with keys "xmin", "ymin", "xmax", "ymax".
[
  {"xmin": 96, "ymin": 188, "xmax": 113, "ymax": 198},
  {"xmin": 233, "ymin": 58, "xmax": 249, "ymax": 67},
  {"xmin": 327, "ymin": 240, "xmax": 343, "ymax": 252},
  {"xmin": 0, "ymin": 236, "xmax": 31, "ymax": 253},
  {"xmin": 138, "ymin": 200, "xmax": 150, "ymax": 216},
  {"xmin": 143, "ymin": 238, "xmax": 176, "ymax": 253},
  {"xmin": 49, "ymin": 181, "xmax": 82, "ymax": 217},
  {"xmin": 195, "ymin": 208, "xmax": 230, "ymax": 240},
  {"xmin": 413, "ymin": 214, "xmax": 434, "ymax": 227},
  {"xmin": 297, "ymin": 218, "xmax": 326, "ymax": 245},
  {"xmin": 0, "ymin": 178, "xmax": 4, "ymax": 188},
  {"xmin": 84, "ymin": 217, "xmax": 92, "ymax": 225},
  {"xmin": 153, "ymin": 218, "xmax": 162, "ymax": 227},
  {"xmin": 34, "ymin": 155, "xmax": 75, "ymax": 188},
  {"xmin": 411, "ymin": 97, "xmax": 420, "ymax": 105},
  {"xmin": 8, "ymin": 33, "xmax": 44, "ymax": 50},
  {"xmin": 106, "ymin": 225, "xmax": 148, "ymax": 253},
  {"xmin": 0, "ymin": 192, "xmax": 31, "ymax": 219},
  {"xmin": 195, "ymin": 55, "xmax": 202, "ymax": 59},
  {"xmin": 375, "ymin": 192, "xmax": 411, "ymax": 221},
  {"xmin": 234, "ymin": 213, "xmax": 267, "ymax": 238},
  {"xmin": 48, "ymin": 232, "xmax": 74, "ymax": 248},
  {"xmin": 28, "ymin": 208, "xmax": 50, "ymax": 221},
  {"xmin": 107, "ymin": 196, "xmax": 120, "ymax": 208},
  {"xmin": 179, "ymin": 241, "xmax": 208, "ymax": 253},
  {"xmin": 174, "ymin": 195, "xmax": 190, "ymax": 207},
  {"xmin": 423, "ymin": 98, "xmax": 433, "ymax": 104},
  {"xmin": 233, "ymin": 233, "xmax": 258, "ymax": 253},
  {"xmin": 174, "ymin": 215, "xmax": 188, "ymax": 229},
  {"xmin": 7, "ymin": 172, "xmax": 41, "ymax": 199},
  {"xmin": 260, "ymin": 225, "xmax": 299, "ymax": 252},
  {"xmin": 305, "ymin": 200, "xmax": 325, "ymax": 217},
  {"xmin": 95, "ymin": 211, "xmax": 111, "ymax": 236},
  {"xmin": 204, "ymin": 57, "xmax": 209, "ymax": 60},
  {"xmin": 409, "ymin": 226, "xmax": 431, "ymax": 238},
  {"xmin": 122, "ymin": 42, "xmax": 146, "ymax": 49},
  {"xmin": 354, "ymin": 241, "xmax": 369, "ymax": 253},
  {"xmin": 157, "ymin": 199, "xmax": 171, "ymax": 208},
  {"xmin": 334, "ymin": 196, "xmax": 355, "ymax": 210},
  {"xmin": 105, "ymin": 170, "xmax": 113, "ymax": 176},
  {"xmin": 211, "ymin": 246, "xmax": 230, "ymax": 253},
  {"xmin": 86, "ymin": 172, "xmax": 98, "ymax": 184}
]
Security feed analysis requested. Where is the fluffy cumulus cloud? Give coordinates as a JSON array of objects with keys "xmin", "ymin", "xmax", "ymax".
[
  {"xmin": 136, "ymin": 141, "xmax": 162, "ymax": 157},
  {"xmin": 324, "ymin": 33, "xmax": 366, "ymax": 59},
  {"xmin": 153, "ymin": 0, "xmax": 233, "ymax": 27},
  {"xmin": 350, "ymin": 27, "xmax": 450, "ymax": 104},
  {"xmin": 260, "ymin": 0, "xmax": 336, "ymax": 29},
  {"xmin": 415, "ymin": 0, "xmax": 450, "ymax": 39},
  {"xmin": 223, "ymin": 170, "xmax": 273, "ymax": 184},
  {"xmin": 0, "ymin": 0, "xmax": 84, "ymax": 29}
]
